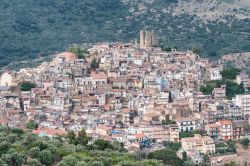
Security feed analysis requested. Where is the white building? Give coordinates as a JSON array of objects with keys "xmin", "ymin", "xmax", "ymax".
[
  {"xmin": 176, "ymin": 117, "xmax": 198, "ymax": 132},
  {"xmin": 235, "ymin": 94, "xmax": 250, "ymax": 116},
  {"xmin": 0, "ymin": 72, "xmax": 15, "ymax": 86},
  {"xmin": 209, "ymin": 68, "xmax": 222, "ymax": 81}
]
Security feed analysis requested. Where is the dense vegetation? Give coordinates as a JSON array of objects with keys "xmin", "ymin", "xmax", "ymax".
[
  {"xmin": 67, "ymin": 46, "xmax": 89, "ymax": 59},
  {"xmin": 20, "ymin": 81, "xmax": 36, "ymax": 91},
  {"xmin": 1, "ymin": 0, "xmax": 250, "ymax": 68},
  {"xmin": 0, "ymin": 127, "xmax": 196, "ymax": 166},
  {"xmin": 200, "ymin": 68, "xmax": 245, "ymax": 98},
  {"xmin": 215, "ymin": 140, "xmax": 237, "ymax": 155},
  {"xmin": 239, "ymin": 138, "xmax": 249, "ymax": 149},
  {"xmin": 180, "ymin": 130, "xmax": 207, "ymax": 138}
]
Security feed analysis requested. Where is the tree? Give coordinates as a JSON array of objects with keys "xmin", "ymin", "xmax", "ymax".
[
  {"xmin": 0, "ymin": 126, "xmax": 178, "ymax": 166},
  {"xmin": 226, "ymin": 80, "xmax": 240, "ymax": 99},
  {"xmin": 192, "ymin": 45, "xmax": 201, "ymax": 55},
  {"xmin": 165, "ymin": 142, "xmax": 181, "ymax": 152},
  {"xmin": 182, "ymin": 151, "xmax": 188, "ymax": 161},
  {"xmin": 89, "ymin": 161, "xmax": 104, "ymax": 166},
  {"xmin": 39, "ymin": 115, "xmax": 47, "ymax": 122},
  {"xmin": 90, "ymin": 58, "xmax": 99, "ymax": 70},
  {"xmin": 93, "ymin": 139, "xmax": 113, "ymax": 150},
  {"xmin": 20, "ymin": 81, "xmax": 36, "ymax": 91},
  {"xmin": 183, "ymin": 160, "xmax": 196, "ymax": 166},
  {"xmin": 208, "ymin": 51, "xmax": 217, "ymax": 57},
  {"xmin": 58, "ymin": 156, "xmax": 79, "ymax": 166},
  {"xmin": 112, "ymin": 142, "xmax": 125, "ymax": 152},
  {"xmin": 67, "ymin": 131, "xmax": 76, "ymax": 145},
  {"xmin": 7, "ymin": 153, "xmax": 26, "ymax": 166},
  {"xmin": 139, "ymin": 160, "xmax": 162, "ymax": 166},
  {"xmin": 0, "ymin": 159, "xmax": 6, "ymax": 166},
  {"xmin": 76, "ymin": 161, "xmax": 87, "ymax": 166},
  {"xmin": 6, "ymin": 134, "xmax": 19, "ymax": 144},
  {"xmin": 239, "ymin": 138, "xmax": 249, "ymax": 149},
  {"xmin": 67, "ymin": 46, "xmax": 88, "ymax": 59},
  {"xmin": 237, "ymin": 82, "xmax": 245, "ymax": 94},
  {"xmin": 200, "ymin": 84, "xmax": 215, "ymax": 95},
  {"xmin": 148, "ymin": 149, "xmax": 183, "ymax": 166},
  {"xmin": 168, "ymin": 91, "xmax": 173, "ymax": 103},
  {"xmin": 76, "ymin": 129, "xmax": 88, "ymax": 146},
  {"xmin": 163, "ymin": 47, "xmax": 171, "ymax": 52},
  {"xmin": 26, "ymin": 120, "xmax": 38, "ymax": 130},
  {"xmin": 200, "ymin": 154, "xmax": 210, "ymax": 166},
  {"xmin": 27, "ymin": 159, "xmax": 42, "ymax": 166},
  {"xmin": 224, "ymin": 161, "xmax": 236, "ymax": 166},
  {"xmin": 180, "ymin": 132, "xmax": 194, "ymax": 138},
  {"xmin": 28, "ymin": 147, "xmax": 40, "ymax": 158},
  {"xmin": 226, "ymin": 140, "xmax": 237, "ymax": 153},
  {"xmin": 22, "ymin": 133, "xmax": 37, "ymax": 147},
  {"xmin": 220, "ymin": 68, "xmax": 240, "ymax": 80},
  {"xmin": 244, "ymin": 124, "xmax": 250, "ymax": 133},
  {"xmin": 162, "ymin": 119, "xmax": 176, "ymax": 125},
  {"xmin": 38, "ymin": 150, "xmax": 53, "ymax": 165},
  {"xmin": 0, "ymin": 141, "xmax": 11, "ymax": 156}
]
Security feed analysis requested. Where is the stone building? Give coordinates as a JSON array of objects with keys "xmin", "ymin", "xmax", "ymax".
[{"xmin": 140, "ymin": 30, "xmax": 157, "ymax": 48}]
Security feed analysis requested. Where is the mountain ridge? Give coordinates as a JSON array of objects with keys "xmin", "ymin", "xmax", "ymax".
[{"xmin": 0, "ymin": 0, "xmax": 250, "ymax": 68}]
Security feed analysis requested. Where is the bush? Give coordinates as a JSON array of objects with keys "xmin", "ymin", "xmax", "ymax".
[
  {"xmin": 58, "ymin": 156, "xmax": 79, "ymax": 166},
  {"xmin": 38, "ymin": 150, "xmax": 53, "ymax": 165},
  {"xmin": 28, "ymin": 147, "xmax": 40, "ymax": 158},
  {"xmin": 27, "ymin": 159, "xmax": 42, "ymax": 166},
  {"xmin": 239, "ymin": 138, "xmax": 249, "ymax": 149},
  {"xmin": 93, "ymin": 139, "xmax": 113, "ymax": 151},
  {"xmin": 26, "ymin": 120, "xmax": 38, "ymax": 130},
  {"xmin": 20, "ymin": 81, "xmax": 36, "ymax": 91}
]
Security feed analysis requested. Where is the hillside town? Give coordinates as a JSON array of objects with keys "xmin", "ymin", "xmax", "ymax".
[{"xmin": 0, "ymin": 31, "xmax": 250, "ymax": 165}]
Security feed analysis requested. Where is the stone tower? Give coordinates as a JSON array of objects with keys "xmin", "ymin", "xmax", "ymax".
[
  {"xmin": 140, "ymin": 30, "xmax": 145, "ymax": 48},
  {"xmin": 145, "ymin": 30, "xmax": 151, "ymax": 48},
  {"xmin": 139, "ymin": 30, "xmax": 157, "ymax": 48},
  {"xmin": 151, "ymin": 30, "xmax": 156, "ymax": 46}
]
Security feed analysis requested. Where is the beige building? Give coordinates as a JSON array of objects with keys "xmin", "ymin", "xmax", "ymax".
[
  {"xmin": 0, "ymin": 72, "xmax": 15, "ymax": 87},
  {"xmin": 170, "ymin": 125, "xmax": 180, "ymax": 143},
  {"xmin": 140, "ymin": 30, "xmax": 157, "ymax": 48},
  {"xmin": 96, "ymin": 125, "xmax": 112, "ymax": 136},
  {"xmin": 181, "ymin": 134, "xmax": 215, "ymax": 156},
  {"xmin": 212, "ymin": 85, "xmax": 226, "ymax": 99},
  {"xmin": 236, "ymin": 72, "xmax": 249, "ymax": 87}
]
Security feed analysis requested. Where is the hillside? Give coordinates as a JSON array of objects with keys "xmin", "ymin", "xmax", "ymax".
[
  {"xmin": 0, "ymin": 127, "xmax": 188, "ymax": 166},
  {"xmin": 0, "ymin": 0, "xmax": 250, "ymax": 68}
]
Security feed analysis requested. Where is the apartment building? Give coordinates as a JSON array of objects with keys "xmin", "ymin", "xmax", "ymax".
[
  {"xmin": 181, "ymin": 134, "xmax": 215, "ymax": 155},
  {"xmin": 235, "ymin": 94, "xmax": 250, "ymax": 116}
]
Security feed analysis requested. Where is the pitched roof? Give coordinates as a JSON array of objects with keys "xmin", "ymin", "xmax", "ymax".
[{"xmin": 91, "ymin": 71, "xmax": 107, "ymax": 80}]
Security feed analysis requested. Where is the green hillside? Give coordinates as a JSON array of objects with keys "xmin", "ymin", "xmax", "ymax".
[
  {"xmin": 0, "ymin": 127, "xmax": 191, "ymax": 166},
  {"xmin": 0, "ymin": 0, "xmax": 250, "ymax": 68}
]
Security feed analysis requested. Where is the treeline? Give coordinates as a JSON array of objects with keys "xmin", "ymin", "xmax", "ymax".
[{"xmin": 0, "ymin": 126, "xmax": 196, "ymax": 166}]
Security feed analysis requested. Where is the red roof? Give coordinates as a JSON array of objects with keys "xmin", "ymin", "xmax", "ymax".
[
  {"xmin": 32, "ymin": 128, "xmax": 67, "ymax": 136},
  {"xmin": 219, "ymin": 120, "xmax": 232, "ymax": 125}
]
